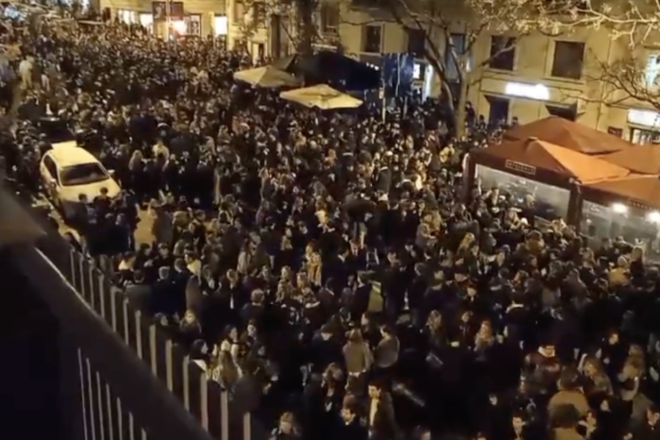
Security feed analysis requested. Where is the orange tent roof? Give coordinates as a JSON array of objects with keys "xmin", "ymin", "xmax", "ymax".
[
  {"xmin": 586, "ymin": 175, "xmax": 660, "ymax": 207},
  {"xmin": 602, "ymin": 144, "xmax": 660, "ymax": 175},
  {"xmin": 504, "ymin": 116, "xmax": 633, "ymax": 155},
  {"xmin": 482, "ymin": 138, "xmax": 630, "ymax": 182}
]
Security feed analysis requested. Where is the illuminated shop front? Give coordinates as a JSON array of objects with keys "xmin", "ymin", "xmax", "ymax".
[
  {"xmin": 213, "ymin": 15, "xmax": 227, "ymax": 36},
  {"xmin": 477, "ymin": 78, "xmax": 584, "ymax": 126},
  {"xmin": 475, "ymin": 163, "xmax": 571, "ymax": 220},
  {"xmin": 139, "ymin": 13, "xmax": 153, "ymax": 31},
  {"xmin": 581, "ymin": 175, "xmax": 660, "ymax": 260},
  {"xmin": 117, "ymin": 9, "xmax": 138, "ymax": 24},
  {"xmin": 504, "ymin": 82, "xmax": 550, "ymax": 101},
  {"xmin": 627, "ymin": 108, "xmax": 660, "ymax": 144},
  {"xmin": 466, "ymin": 133, "xmax": 631, "ymax": 226}
]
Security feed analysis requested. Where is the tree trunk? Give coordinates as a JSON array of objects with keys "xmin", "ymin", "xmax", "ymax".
[
  {"xmin": 297, "ymin": 0, "xmax": 315, "ymax": 57},
  {"xmin": 440, "ymin": 81, "xmax": 458, "ymax": 130},
  {"xmin": 455, "ymin": 77, "xmax": 469, "ymax": 139}
]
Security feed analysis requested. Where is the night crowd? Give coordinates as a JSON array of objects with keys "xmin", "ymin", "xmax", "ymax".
[{"xmin": 2, "ymin": 7, "xmax": 660, "ymax": 440}]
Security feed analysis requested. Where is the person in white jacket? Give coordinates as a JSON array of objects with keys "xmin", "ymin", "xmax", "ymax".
[{"xmin": 19, "ymin": 57, "xmax": 33, "ymax": 89}]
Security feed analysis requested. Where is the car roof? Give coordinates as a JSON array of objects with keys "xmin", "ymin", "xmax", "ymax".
[{"xmin": 46, "ymin": 143, "xmax": 99, "ymax": 169}]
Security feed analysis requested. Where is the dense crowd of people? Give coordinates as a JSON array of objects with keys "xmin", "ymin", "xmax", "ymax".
[{"xmin": 3, "ymin": 5, "xmax": 660, "ymax": 440}]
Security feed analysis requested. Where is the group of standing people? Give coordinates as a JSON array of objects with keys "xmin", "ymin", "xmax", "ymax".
[{"xmin": 0, "ymin": 8, "xmax": 660, "ymax": 440}]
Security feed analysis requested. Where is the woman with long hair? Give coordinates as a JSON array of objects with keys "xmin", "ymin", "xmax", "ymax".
[
  {"xmin": 474, "ymin": 319, "xmax": 495, "ymax": 353},
  {"xmin": 581, "ymin": 356, "xmax": 613, "ymax": 398},
  {"xmin": 213, "ymin": 325, "xmax": 241, "ymax": 362},
  {"xmin": 210, "ymin": 350, "xmax": 240, "ymax": 390},
  {"xmin": 321, "ymin": 363, "xmax": 345, "ymax": 419},
  {"xmin": 306, "ymin": 252, "xmax": 322, "ymax": 288}
]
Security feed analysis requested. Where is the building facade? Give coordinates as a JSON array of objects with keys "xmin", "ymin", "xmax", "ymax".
[
  {"xmin": 333, "ymin": 3, "xmax": 660, "ymax": 143},
  {"xmin": 100, "ymin": 0, "xmax": 228, "ymax": 39},
  {"xmin": 99, "ymin": 0, "xmax": 660, "ymax": 143}
]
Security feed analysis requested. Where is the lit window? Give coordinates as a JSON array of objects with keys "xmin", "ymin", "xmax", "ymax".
[{"xmin": 214, "ymin": 16, "xmax": 228, "ymax": 36}]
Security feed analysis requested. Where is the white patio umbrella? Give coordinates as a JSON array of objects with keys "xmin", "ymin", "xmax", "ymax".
[
  {"xmin": 279, "ymin": 84, "xmax": 363, "ymax": 110},
  {"xmin": 233, "ymin": 66, "xmax": 301, "ymax": 88}
]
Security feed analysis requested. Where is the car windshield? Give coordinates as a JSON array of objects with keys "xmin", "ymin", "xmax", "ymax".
[{"xmin": 60, "ymin": 163, "xmax": 107, "ymax": 187}]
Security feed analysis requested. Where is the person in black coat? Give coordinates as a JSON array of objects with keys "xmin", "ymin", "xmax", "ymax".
[
  {"xmin": 152, "ymin": 266, "xmax": 176, "ymax": 316},
  {"xmin": 339, "ymin": 395, "xmax": 368, "ymax": 440},
  {"xmin": 124, "ymin": 269, "xmax": 152, "ymax": 314},
  {"xmin": 365, "ymin": 380, "xmax": 398, "ymax": 440}
]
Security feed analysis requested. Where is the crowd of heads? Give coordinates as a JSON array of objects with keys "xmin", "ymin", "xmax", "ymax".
[{"xmin": 2, "ymin": 7, "xmax": 660, "ymax": 440}]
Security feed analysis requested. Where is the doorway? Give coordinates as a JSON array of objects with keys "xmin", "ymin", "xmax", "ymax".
[
  {"xmin": 486, "ymin": 95, "xmax": 510, "ymax": 127},
  {"xmin": 250, "ymin": 42, "xmax": 265, "ymax": 64}
]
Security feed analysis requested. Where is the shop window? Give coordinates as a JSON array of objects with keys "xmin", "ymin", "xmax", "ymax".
[
  {"xmin": 581, "ymin": 200, "xmax": 660, "ymax": 260},
  {"xmin": 184, "ymin": 14, "xmax": 201, "ymax": 36},
  {"xmin": 406, "ymin": 28, "xmax": 425, "ymax": 58},
  {"xmin": 139, "ymin": 13, "xmax": 153, "ymax": 31},
  {"xmin": 320, "ymin": 3, "xmax": 339, "ymax": 33},
  {"xmin": 118, "ymin": 9, "xmax": 137, "ymax": 24},
  {"xmin": 489, "ymin": 36, "xmax": 515, "ymax": 71},
  {"xmin": 546, "ymin": 104, "xmax": 576, "ymax": 121},
  {"xmin": 551, "ymin": 41, "xmax": 585, "ymax": 80},
  {"xmin": 214, "ymin": 15, "xmax": 228, "ymax": 36},
  {"xmin": 362, "ymin": 24, "xmax": 382, "ymax": 53},
  {"xmin": 630, "ymin": 128, "xmax": 660, "ymax": 145},
  {"xmin": 475, "ymin": 165, "xmax": 570, "ymax": 219}
]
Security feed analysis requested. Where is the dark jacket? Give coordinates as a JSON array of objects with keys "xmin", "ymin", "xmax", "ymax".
[{"xmin": 124, "ymin": 282, "xmax": 152, "ymax": 314}]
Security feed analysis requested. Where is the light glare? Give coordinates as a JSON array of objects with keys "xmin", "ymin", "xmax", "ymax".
[{"xmin": 611, "ymin": 203, "xmax": 628, "ymax": 214}]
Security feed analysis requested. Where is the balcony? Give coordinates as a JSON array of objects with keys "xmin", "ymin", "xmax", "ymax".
[{"xmin": 1, "ymin": 180, "xmax": 266, "ymax": 440}]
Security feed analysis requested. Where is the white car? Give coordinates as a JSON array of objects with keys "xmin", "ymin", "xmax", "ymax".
[{"xmin": 39, "ymin": 141, "xmax": 120, "ymax": 219}]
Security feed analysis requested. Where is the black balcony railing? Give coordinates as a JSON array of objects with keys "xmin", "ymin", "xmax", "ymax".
[
  {"xmin": 11, "ymin": 241, "xmax": 217, "ymax": 440},
  {"xmin": 5, "ymin": 182, "xmax": 267, "ymax": 440}
]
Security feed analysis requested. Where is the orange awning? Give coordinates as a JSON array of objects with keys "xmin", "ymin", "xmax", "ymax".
[{"xmin": 504, "ymin": 116, "xmax": 633, "ymax": 155}]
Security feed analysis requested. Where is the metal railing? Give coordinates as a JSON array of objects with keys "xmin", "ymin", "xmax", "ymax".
[
  {"xmin": 38, "ymin": 235, "xmax": 262, "ymax": 440},
  {"xmin": 13, "ymin": 242, "xmax": 217, "ymax": 440},
  {"xmin": 3, "ymin": 181, "xmax": 267, "ymax": 440}
]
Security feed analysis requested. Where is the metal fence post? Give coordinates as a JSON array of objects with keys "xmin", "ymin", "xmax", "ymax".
[
  {"xmin": 220, "ymin": 390, "xmax": 229, "ymax": 440},
  {"xmin": 122, "ymin": 300, "xmax": 130, "ymax": 346},
  {"xmin": 165, "ymin": 340, "xmax": 173, "ymax": 392},
  {"xmin": 243, "ymin": 412, "xmax": 251, "ymax": 440},
  {"xmin": 182, "ymin": 356, "xmax": 190, "ymax": 411},
  {"xmin": 200, "ymin": 373, "xmax": 209, "ymax": 431},
  {"xmin": 149, "ymin": 325, "xmax": 157, "ymax": 376},
  {"xmin": 135, "ymin": 310, "xmax": 143, "ymax": 359}
]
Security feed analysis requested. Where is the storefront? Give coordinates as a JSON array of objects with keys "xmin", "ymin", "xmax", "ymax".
[
  {"xmin": 139, "ymin": 13, "xmax": 153, "ymax": 31},
  {"xmin": 183, "ymin": 14, "xmax": 202, "ymax": 36},
  {"xmin": 626, "ymin": 108, "xmax": 660, "ymax": 144},
  {"xmin": 466, "ymin": 134, "xmax": 631, "ymax": 224},
  {"xmin": 139, "ymin": 1, "xmax": 222, "ymax": 37},
  {"xmin": 213, "ymin": 15, "xmax": 227, "ymax": 36},
  {"xmin": 476, "ymin": 77, "xmax": 589, "ymax": 126},
  {"xmin": 212, "ymin": 15, "xmax": 228, "ymax": 48},
  {"xmin": 581, "ymin": 177, "xmax": 660, "ymax": 261},
  {"xmin": 117, "ymin": 9, "xmax": 139, "ymax": 24}
]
